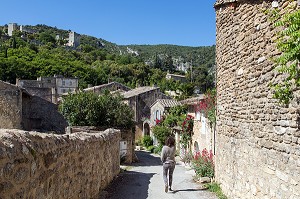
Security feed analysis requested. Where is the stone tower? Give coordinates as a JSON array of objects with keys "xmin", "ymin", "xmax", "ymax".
[
  {"xmin": 214, "ymin": 0, "xmax": 299, "ymax": 198},
  {"xmin": 67, "ymin": 31, "xmax": 80, "ymax": 48},
  {"xmin": 8, "ymin": 23, "xmax": 18, "ymax": 36}
]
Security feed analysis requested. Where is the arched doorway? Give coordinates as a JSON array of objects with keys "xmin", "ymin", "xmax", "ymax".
[
  {"xmin": 143, "ymin": 122, "xmax": 150, "ymax": 136},
  {"xmin": 194, "ymin": 141, "xmax": 200, "ymax": 153}
]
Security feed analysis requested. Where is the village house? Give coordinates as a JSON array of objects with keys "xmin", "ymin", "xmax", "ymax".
[
  {"xmin": 122, "ymin": 86, "xmax": 171, "ymax": 140},
  {"xmin": 148, "ymin": 98, "xmax": 181, "ymax": 145},
  {"xmin": 17, "ymin": 75, "xmax": 78, "ymax": 104},
  {"xmin": 165, "ymin": 73, "xmax": 186, "ymax": 83},
  {"xmin": 180, "ymin": 95, "xmax": 215, "ymax": 155},
  {"xmin": 0, "ymin": 80, "xmax": 67, "ymax": 132}
]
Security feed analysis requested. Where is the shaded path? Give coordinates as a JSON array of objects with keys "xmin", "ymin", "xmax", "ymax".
[{"xmin": 102, "ymin": 151, "xmax": 217, "ymax": 199}]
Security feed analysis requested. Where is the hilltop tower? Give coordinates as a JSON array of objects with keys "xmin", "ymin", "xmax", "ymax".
[
  {"xmin": 8, "ymin": 23, "xmax": 18, "ymax": 36},
  {"xmin": 67, "ymin": 31, "xmax": 80, "ymax": 48}
]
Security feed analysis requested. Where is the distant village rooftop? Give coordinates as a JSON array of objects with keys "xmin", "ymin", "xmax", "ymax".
[
  {"xmin": 150, "ymin": 99, "xmax": 181, "ymax": 108},
  {"xmin": 180, "ymin": 94, "xmax": 205, "ymax": 105},
  {"xmin": 122, "ymin": 86, "xmax": 159, "ymax": 99},
  {"xmin": 83, "ymin": 82, "xmax": 131, "ymax": 92}
]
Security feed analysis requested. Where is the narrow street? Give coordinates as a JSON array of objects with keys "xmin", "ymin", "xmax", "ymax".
[{"xmin": 101, "ymin": 150, "xmax": 218, "ymax": 199}]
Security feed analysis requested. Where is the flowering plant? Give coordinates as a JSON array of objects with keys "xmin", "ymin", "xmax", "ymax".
[
  {"xmin": 192, "ymin": 148, "xmax": 214, "ymax": 178},
  {"xmin": 180, "ymin": 114, "xmax": 194, "ymax": 149},
  {"xmin": 194, "ymin": 89, "xmax": 216, "ymax": 126}
]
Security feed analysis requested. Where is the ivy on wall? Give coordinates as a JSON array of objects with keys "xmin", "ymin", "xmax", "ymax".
[{"xmin": 270, "ymin": 7, "xmax": 300, "ymax": 104}]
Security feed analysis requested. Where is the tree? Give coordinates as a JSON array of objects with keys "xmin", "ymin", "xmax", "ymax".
[
  {"xmin": 59, "ymin": 91, "xmax": 134, "ymax": 128},
  {"xmin": 39, "ymin": 31, "xmax": 56, "ymax": 45}
]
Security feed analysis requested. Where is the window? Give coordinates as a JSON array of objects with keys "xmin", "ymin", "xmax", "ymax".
[
  {"xmin": 69, "ymin": 81, "xmax": 72, "ymax": 86},
  {"xmin": 201, "ymin": 113, "xmax": 206, "ymax": 134},
  {"xmin": 195, "ymin": 111, "xmax": 200, "ymax": 121},
  {"xmin": 156, "ymin": 110, "xmax": 161, "ymax": 120},
  {"xmin": 62, "ymin": 81, "xmax": 65, "ymax": 86}
]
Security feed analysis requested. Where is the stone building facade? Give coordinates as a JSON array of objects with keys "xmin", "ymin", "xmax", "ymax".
[
  {"xmin": 123, "ymin": 86, "xmax": 171, "ymax": 139},
  {"xmin": 17, "ymin": 76, "xmax": 78, "ymax": 104},
  {"xmin": 7, "ymin": 23, "xmax": 18, "ymax": 36},
  {"xmin": 0, "ymin": 81, "xmax": 24, "ymax": 129},
  {"xmin": 149, "ymin": 99, "xmax": 181, "ymax": 145},
  {"xmin": 165, "ymin": 73, "xmax": 187, "ymax": 83},
  {"xmin": 214, "ymin": 1, "xmax": 299, "ymax": 199},
  {"xmin": 67, "ymin": 31, "xmax": 80, "ymax": 48},
  {"xmin": 0, "ymin": 80, "xmax": 67, "ymax": 132},
  {"xmin": 181, "ymin": 96, "xmax": 215, "ymax": 155},
  {"xmin": 22, "ymin": 95, "xmax": 67, "ymax": 133},
  {"xmin": 0, "ymin": 128, "xmax": 120, "ymax": 198}
]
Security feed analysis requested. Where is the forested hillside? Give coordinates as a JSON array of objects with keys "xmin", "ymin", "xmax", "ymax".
[{"xmin": 0, "ymin": 23, "xmax": 215, "ymax": 98}]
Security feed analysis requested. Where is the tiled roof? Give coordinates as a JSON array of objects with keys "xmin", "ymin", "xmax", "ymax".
[
  {"xmin": 180, "ymin": 95, "xmax": 205, "ymax": 105},
  {"xmin": 83, "ymin": 82, "xmax": 130, "ymax": 92},
  {"xmin": 214, "ymin": 0, "xmax": 238, "ymax": 7},
  {"xmin": 151, "ymin": 99, "xmax": 181, "ymax": 108},
  {"xmin": 122, "ymin": 86, "xmax": 159, "ymax": 99}
]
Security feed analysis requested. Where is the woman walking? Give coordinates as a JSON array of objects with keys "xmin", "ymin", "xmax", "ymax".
[{"xmin": 161, "ymin": 136, "xmax": 176, "ymax": 193}]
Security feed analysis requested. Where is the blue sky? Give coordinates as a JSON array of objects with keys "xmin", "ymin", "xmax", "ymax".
[{"xmin": 0, "ymin": 0, "xmax": 216, "ymax": 47}]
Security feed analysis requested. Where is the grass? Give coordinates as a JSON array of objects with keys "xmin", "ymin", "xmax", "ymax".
[{"xmin": 204, "ymin": 182, "xmax": 228, "ymax": 199}]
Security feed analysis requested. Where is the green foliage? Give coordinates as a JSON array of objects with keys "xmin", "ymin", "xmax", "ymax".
[
  {"xmin": 204, "ymin": 183, "xmax": 228, "ymax": 199},
  {"xmin": 142, "ymin": 135, "xmax": 153, "ymax": 148},
  {"xmin": 270, "ymin": 9, "xmax": 300, "ymax": 104},
  {"xmin": 152, "ymin": 125, "xmax": 172, "ymax": 145},
  {"xmin": 59, "ymin": 91, "xmax": 134, "ymax": 128},
  {"xmin": 152, "ymin": 104, "xmax": 194, "ymax": 157},
  {"xmin": 146, "ymin": 145, "xmax": 155, "ymax": 153},
  {"xmin": 0, "ymin": 23, "xmax": 214, "ymax": 98},
  {"xmin": 39, "ymin": 31, "xmax": 56, "ymax": 44},
  {"xmin": 135, "ymin": 137, "xmax": 143, "ymax": 146},
  {"xmin": 153, "ymin": 144, "xmax": 163, "ymax": 154}
]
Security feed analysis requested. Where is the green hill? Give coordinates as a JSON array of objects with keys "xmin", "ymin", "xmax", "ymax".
[{"xmin": 0, "ymin": 23, "xmax": 215, "ymax": 97}]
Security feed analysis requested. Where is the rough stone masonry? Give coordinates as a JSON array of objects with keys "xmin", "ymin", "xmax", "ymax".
[
  {"xmin": 0, "ymin": 128, "xmax": 120, "ymax": 199},
  {"xmin": 214, "ymin": 0, "xmax": 299, "ymax": 199}
]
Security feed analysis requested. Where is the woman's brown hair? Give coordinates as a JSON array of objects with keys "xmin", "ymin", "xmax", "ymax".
[{"xmin": 165, "ymin": 136, "xmax": 175, "ymax": 147}]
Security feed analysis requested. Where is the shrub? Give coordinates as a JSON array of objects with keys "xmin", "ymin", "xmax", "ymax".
[
  {"xmin": 152, "ymin": 125, "xmax": 171, "ymax": 145},
  {"xmin": 142, "ymin": 135, "xmax": 153, "ymax": 148},
  {"xmin": 147, "ymin": 145, "xmax": 155, "ymax": 153},
  {"xmin": 135, "ymin": 137, "xmax": 143, "ymax": 146},
  {"xmin": 153, "ymin": 144, "xmax": 163, "ymax": 154},
  {"xmin": 192, "ymin": 148, "xmax": 214, "ymax": 178}
]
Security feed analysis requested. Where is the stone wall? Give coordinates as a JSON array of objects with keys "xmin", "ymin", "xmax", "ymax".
[
  {"xmin": 70, "ymin": 126, "xmax": 135, "ymax": 164},
  {"xmin": 0, "ymin": 81, "xmax": 23, "ymax": 129},
  {"xmin": 214, "ymin": 1, "xmax": 300, "ymax": 199},
  {"xmin": 0, "ymin": 128, "xmax": 121, "ymax": 198}
]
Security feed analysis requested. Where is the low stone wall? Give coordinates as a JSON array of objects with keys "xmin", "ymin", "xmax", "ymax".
[
  {"xmin": 0, "ymin": 128, "xmax": 120, "ymax": 199},
  {"xmin": 70, "ymin": 126, "xmax": 135, "ymax": 164}
]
